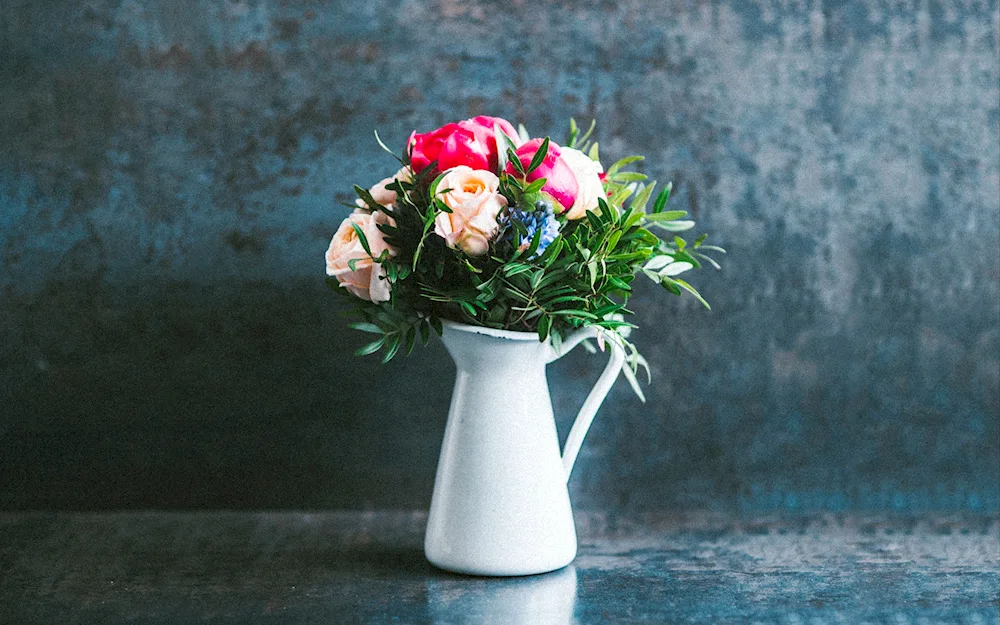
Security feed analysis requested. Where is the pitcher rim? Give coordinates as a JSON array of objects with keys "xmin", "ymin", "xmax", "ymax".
[{"xmin": 440, "ymin": 319, "xmax": 544, "ymax": 342}]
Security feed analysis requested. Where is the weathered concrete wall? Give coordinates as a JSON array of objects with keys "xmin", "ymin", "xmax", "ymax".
[{"xmin": 1, "ymin": 0, "xmax": 997, "ymax": 511}]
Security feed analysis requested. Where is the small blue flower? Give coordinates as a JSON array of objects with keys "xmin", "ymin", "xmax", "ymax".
[{"xmin": 507, "ymin": 200, "xmax": 559, "ymax": 257}]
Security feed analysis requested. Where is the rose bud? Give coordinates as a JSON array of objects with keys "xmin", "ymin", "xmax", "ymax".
[
  {"xmin": 463, "ymin": 116, "xmax": 521, "ymax": 170},
  {"xmin": 505, "ymin": 138, "xmax": 579, "ymax": 214},
  {"xmin": 407, "ymin": 116, "xmax": 520, "ymax": 176}
]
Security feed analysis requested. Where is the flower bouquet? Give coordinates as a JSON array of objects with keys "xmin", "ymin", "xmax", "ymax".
[
  {"xmin": 325, "ymin": 115, "xmax": 723, "ymax": 392},
  {"xmin": 325, "ymin": 115, "xmax": 724, "ymax": 574}
]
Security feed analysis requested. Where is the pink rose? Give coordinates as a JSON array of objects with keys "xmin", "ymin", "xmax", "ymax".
[
  {"xmin": 504, "ymin": 138, "xmax": 579, "ymax": 213},
  {"xmin": 366, "ymin": 166, "xmax": 412, "ymax": 207},
  {"xmin": 408, "ymin": 116, "xmax": 520, "ymax": 176},
  {"xmin": 433, "ymin": 166, "xmax": 508, "ymax": 256},
  {"xmin": 464, "ymin": 116, "xmax": 521, "ymax": 169},
  {"xmin": 407, "ymin": 123, "xmax": 462, "ymax": 176},
  {"xmin": 326, "ymin": 209, "xmax": 397, "ymax": 302}
]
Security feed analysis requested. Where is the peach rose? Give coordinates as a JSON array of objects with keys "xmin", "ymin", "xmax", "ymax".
[
  {"xmin": 560, "ymin": 147, "xmax": 607, "ymax": 220},
  {"xmin": 361, "ymin": 166, "xmax": 413, "ymax": 208},
  {"xmin": 433, "ymin": 166, "xmax": 508, "ymax": 256},
  {"xmin": 326, "ymin": 209, "xmax": 397, "ymax": 302}
]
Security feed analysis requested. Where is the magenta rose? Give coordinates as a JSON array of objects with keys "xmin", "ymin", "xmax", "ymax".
[
  {"xmin": 408, "ymin": 116, "xmax": 520, "ymax": 176},
  {"xmin": 504, "ymin": 138, "xmax": 579, "ymax": 213},
  {"xmin": 464, "ymin": 116, "xmax": 520, "ymax": 169}
]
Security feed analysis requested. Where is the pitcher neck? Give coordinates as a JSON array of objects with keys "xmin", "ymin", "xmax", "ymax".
[{"xmin": 440, "ymin": 321, "xmax": 555, "ymax": 372}]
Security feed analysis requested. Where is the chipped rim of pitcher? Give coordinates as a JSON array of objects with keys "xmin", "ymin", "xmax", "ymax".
[{"xmin": 439, "ymin": 318, "xmax": 544, "ymax": 342}]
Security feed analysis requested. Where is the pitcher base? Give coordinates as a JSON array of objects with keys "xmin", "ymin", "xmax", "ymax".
[{"xmin": 425, "ymin": 549, "xmax": 576, "ymax": 577}]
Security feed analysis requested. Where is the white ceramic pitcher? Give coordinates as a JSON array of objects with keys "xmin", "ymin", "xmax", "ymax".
[{"xmin": 424, "ymin": 319, "xmax": 625, "ymax": 576}]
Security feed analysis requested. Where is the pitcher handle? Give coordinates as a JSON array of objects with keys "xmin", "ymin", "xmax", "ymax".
[{"xmin": 550, "ymin": 327, "xmax": 625, "ymax": 481}]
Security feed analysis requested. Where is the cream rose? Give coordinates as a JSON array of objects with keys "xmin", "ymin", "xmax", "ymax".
[
  {"xmin": 325, "ymin": 209, "xmax": 397, "ymax": 302},
  {"xmin": 361, "ymin": 166, "xmax": 413, "ymax": 208},
  {"xmin": 433, "ymin": 166, "xmax": 508, "ymax": 256},
  {"xmin": 560, "ymin": 147, "xmax": 607, "ymax": 220}
]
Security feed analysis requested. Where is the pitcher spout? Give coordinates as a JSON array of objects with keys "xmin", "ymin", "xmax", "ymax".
[{"xmin": 439, "ymin": 320, "xmax": 554, "ymax": 372}]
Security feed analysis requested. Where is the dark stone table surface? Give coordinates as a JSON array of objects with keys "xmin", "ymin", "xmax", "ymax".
[{"xmin": 1, "ymin": 511, "xmax": 997, "ymax": 624}]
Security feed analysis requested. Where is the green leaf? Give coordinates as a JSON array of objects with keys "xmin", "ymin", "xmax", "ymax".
[
  {"xmin": 659, "ymin": 277, "xmax": 682, "ymax": 295},
  {"xmin": 550, "ymin": 309, "xmax": 598, "ymax": 320},
  {"xmin": 587, "ymin": 259, "xmax": 598, "ymax": 286},
  {"xmin": 630, "ymin": 181, "xmax": 656, "ymax": 213},
  {"xmin": 660, "ymin": 261, "xmax": 694, "ymax": 276},
  {"xmin": 593, "ymin": 303, "xmax": 624, "ymax": 317},
  {"xmin": 588, "ymin": 142, "xmax": 600, "ymax": 161},
  {"xmin": 543, "ymin": 237, "xmax": 564, "ymax": 267},
  {"xmin": 458, "ymin": 300, "xmax": 477, "ymax": 317},
  {"xmin": 595, "ymin": 318, "xmax": 636, "ymax": 329},
  {"xmin": 414, "ymin": 160, "xmax": 438, "ymax": 184},
  {"xmin": 476, "ymin": 273, "xmax": 498, "ymax": 292},
  {"xmin": 530, "ymin": 268, "xmax": 545, "ymax": 290},
  {"xmin": 536, "ymin": 273, "xmax": 574, "ymax": 292},
  {"xmin": 651, "ymin": 220, "xmax": 696, "ymax": 232},
  {"xmin": 494, "ymin": 123, "xmax": 518, "ymax": 173},
  {"xmin": 508, "ymin": 147, "xmax": 525, "ymax": 175},
  {"xmin": 607, "ymin": 275, "xmax": 632, "ymax": 291},
  {"xmin": 543, "ymin": 294, "xmax": 588, "ymax": 306},
  {"xmin": 607, "ymin": 155, "xmax": 645, "ymax": 176},
  {"xmin": 652, "ymin": 182, "xmax": 672, "ymax": 213},
  {"xmin": 567, "ymin": 117, "xmax": 579, "ymax": 148},
  {"xmin": 606, "ymin": 229, "xmax": 622, "ymax": 251},
  {"xmin": 350, "ymin": 222, "xmax": 372, "ymax": 256},
  {"xmin": 697, "ymin": 244, "xmax": 727, "ymax": 254},
  {"xmin": 504, "ymin": 262, "xmax": 534, "ymax": 277},
  {"xmin": 694, "ymin": 251, "xmax": 722, "ymax": 270},
  {"xmin": 537, "ymin": 315, "xmax": 551, "ymax": 341},
  {"xmin": 349, "ymin": 322, "xmax": 384, "ymax": 334},
  {"xmin": 671, "ymin": 249, "xmax": 701, "ymax": 269},
  {"xmin": 403, "ymin": 326, "xmax": 417, "ymax": 355},
  {"xmin": 524, "ymin": 226, "xmax": 544, "ymax": 260},
  {"xmin": 609, "ymin": 185, "xmax": 635, "ymax": 206},
  {"xmin": 598, "ymin": 197, "xmax": 615, "ymax": 223},
  {"xmin": 526, "ymin": 137, "xmax": 550, "ymax": 175},
  {"xmin": 517, "ymin": 123, "xmax": 530, "ymax": 143},
  {"xmin": 373, "ymin": 129, "xmax": 404, "ymax": 164},
  {"xmin": 428, "ymin": 171, "xmax": 451, "ymax": 198},
  {"xmin": 523, "ymin": 177, "xmax": 547, "ymax": 194},
  {"xmin": 673, "ymin": 278, "xmax": 711, "ymax": 309},
  {"xmin": 355, "ymin": 336, "xmax": 386, "ymax": 356},
  {"xmin": 503, "ymin": 175, "xmax": 523, "ymax": 193},
  {"xmin": 578, "ymin": 119, "xmax": 597, "ymax": 146},
  {"xmin": 639, "ymin": 229, "xmax": 661, "ymax": 245},
  {"xmin": 610, "ymin": 172, "xmax": 648, "ymax": 182},
  {"xmin": 354, "ymin": 185, "xmax": 379, "ymax": 210},
  {"xmin": 623, "ymin": 210, "xmax": 645, "ymax": 229},
  {"xmin": 381, "ymin": 335, "xmax": 402, "ymax": 363}
]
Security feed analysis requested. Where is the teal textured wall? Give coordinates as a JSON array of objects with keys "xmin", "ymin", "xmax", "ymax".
[{"xmin": 1, "ymin": 0, "xmax": 997, "ymax": 512}]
